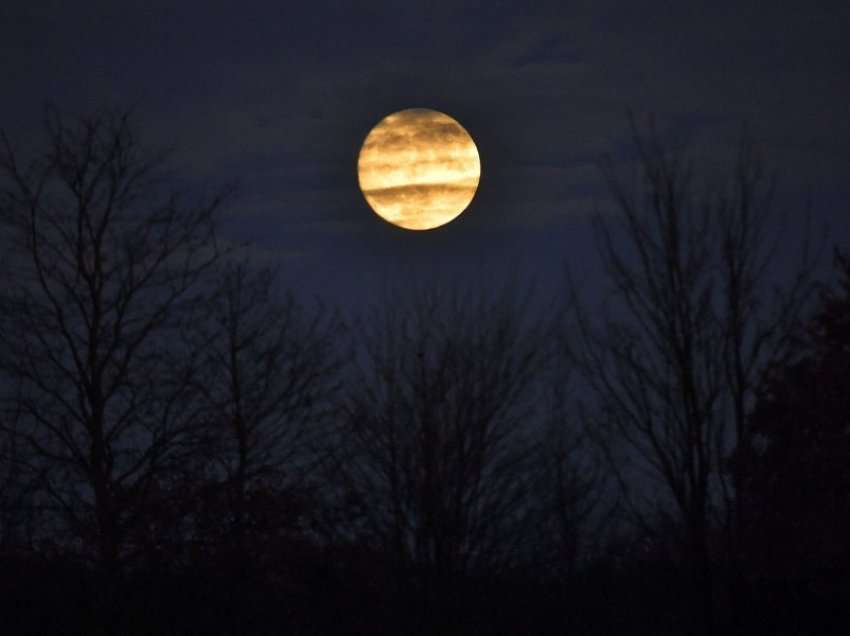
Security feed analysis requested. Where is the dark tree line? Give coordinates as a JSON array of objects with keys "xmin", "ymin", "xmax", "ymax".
[{"xmin": 0, "ymin": 108, "xmax": 847, "ymax": 636}]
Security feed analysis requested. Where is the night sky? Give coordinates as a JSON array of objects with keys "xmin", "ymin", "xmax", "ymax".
[{"xmin": 3, "ymin": 1, "xmax": 848, "ymax": 311}]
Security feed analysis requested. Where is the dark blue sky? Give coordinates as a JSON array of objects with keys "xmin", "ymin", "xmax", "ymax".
[{"xmin": 2, "ymin": 0, "xmax": 848, "ymax": 310}]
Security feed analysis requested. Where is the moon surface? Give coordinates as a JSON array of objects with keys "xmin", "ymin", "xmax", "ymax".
[{"xmin": 357, "ymin": 108, "xmax": 480, "ymax": 230}]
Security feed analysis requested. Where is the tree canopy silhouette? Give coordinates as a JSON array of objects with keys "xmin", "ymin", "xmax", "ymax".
[
  {"xmin": 571, "ymin": 118, "xmax": 817, "ymax": 632},
  {"xmin": 0, "ymin": 108, "xmax": 229, "ymax": 575},
  {"xmin": 739, "ymin": 250, "xmax": 850, "ymax": 583},
  {"xmin": 320, "ymin": 284, "xmax": 552, "ymax": 623}
]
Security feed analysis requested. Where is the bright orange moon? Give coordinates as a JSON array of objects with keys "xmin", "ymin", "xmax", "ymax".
[{"xmin": 357, "ymin": 108, "xmax": 481, "ymax": 230}]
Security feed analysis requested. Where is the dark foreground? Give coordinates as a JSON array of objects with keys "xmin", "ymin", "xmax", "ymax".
[{"xmin": 2, "ymin": 549, "xmax": 847, "ymax": 636}]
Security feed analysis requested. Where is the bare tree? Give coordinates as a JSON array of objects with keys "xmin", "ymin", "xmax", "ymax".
[
  {"xmin": 0, "ymin": 394, "xmax": 37, "ymax": 550},
  {"xmin": 185, "ymin": 261, "xmax": 343, "ymax": 561},
  {"xmin": 0, "ymin": 108, "xmax": 229, "ymax": 575},
  {"xmin": 713, "ymin": 139, "xmax": 817, "ymax": 570},
  {"xmin": 572, "ymin": 118, "xmax": 817, "ymax": 631},
  {"xmin": 531, "ymin": 372, "xmax": 611, "ymax": 580},
  {"xmin": 322, "ymin": 284, "xmax": 549, "ymax": 612}
]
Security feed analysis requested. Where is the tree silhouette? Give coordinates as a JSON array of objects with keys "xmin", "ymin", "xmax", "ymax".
[
  {"xmin": 0, "ymin": 399, "xmax": 39, "ymax": 549},
  {"xmin": 0, "ymin": 108, "xmax": 229, "ymax": 576},
  {"xmin": 183, "ymin": 261, "xmax": 342, "ymax": 568},
  {"xmin": 531, "ymin": 358, "xmax": 611, "ymax": 581},
  {"xmin": 739, "ymin": 249, "xmax": 850, "ymax": 585},
  {"xmin": 572, "ymin": 118, "xmax": 817, "ymax": 631},
  {"xmin": 321, "ymin": 284, "xmax": 550, "ymax": 627}
]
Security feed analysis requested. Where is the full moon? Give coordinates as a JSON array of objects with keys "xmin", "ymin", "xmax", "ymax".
[{"xmin": 357, "ymin": 108, "xmax": 481, "ymax": 230}]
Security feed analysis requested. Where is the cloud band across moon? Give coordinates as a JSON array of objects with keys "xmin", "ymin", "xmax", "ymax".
[{"xmin": 357, "ymin": 109, "xmax": 480, "ymax": 230}]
